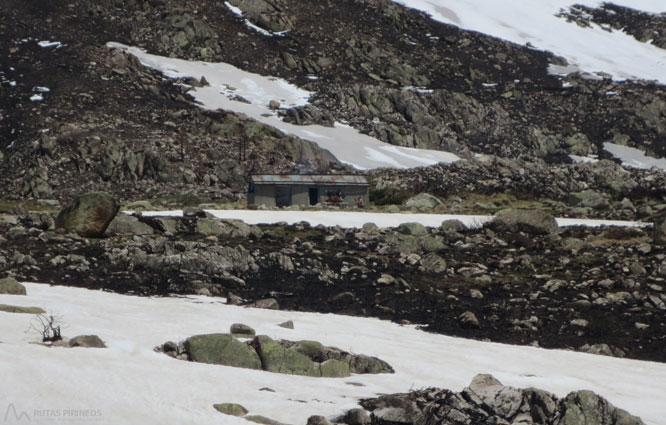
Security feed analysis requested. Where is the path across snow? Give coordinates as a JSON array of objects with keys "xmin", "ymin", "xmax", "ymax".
[
  {"xmin": 0, "ymin": 283, "xmax": 665, "ymax": 425},
  {"xmin": 141, "ymin": 209, "xmax": 650, "ymax": 229}
]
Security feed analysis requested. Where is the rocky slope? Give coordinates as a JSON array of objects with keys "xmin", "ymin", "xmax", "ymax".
[
  {"xmin": 2, "ymin": 207, "xmax": 665, "ymax": 363},
  {"xmin": 2, "ymin": 0, "xmax": 665, "ymax": 206}
]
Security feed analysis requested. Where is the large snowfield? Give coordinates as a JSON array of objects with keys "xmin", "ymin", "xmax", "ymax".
[
  {"xmin": 392, "ymin": 0, "xmax": 666, "ymax": 83},
  {"xmin": 1, "ymin": 283, "xmax": 665, "ymax": 425}
]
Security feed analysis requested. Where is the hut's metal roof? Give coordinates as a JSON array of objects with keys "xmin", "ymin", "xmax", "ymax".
[{"xmin": 251, "ymin": 174, "xmax": 368, "ymax": 185}]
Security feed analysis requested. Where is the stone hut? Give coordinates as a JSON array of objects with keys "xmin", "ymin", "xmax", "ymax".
[{"xmin": 248, "ymin": 174, "xmax": 369, "ymax": 207}]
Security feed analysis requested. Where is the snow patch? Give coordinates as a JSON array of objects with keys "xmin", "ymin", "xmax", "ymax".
[
  {"xmin": 390, "ymin": 0, "xmax": 666, "ymax": 84},
  {"xmin": 604, "ymin": 142, "xmax": 666, "ymax": 171},
  {"xmin": 106, "ymin": 42, "xmax": 460, "ymax": 170},
  {"xmin": 140, "ymin": 209, "xmax": 650, "ymax": 230}
]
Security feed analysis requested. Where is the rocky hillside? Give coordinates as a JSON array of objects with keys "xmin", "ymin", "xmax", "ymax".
[
  {"xmin": 2, "ymin": 0, "xmax": 665, "ymax": 206},
  {"xmin": 3, "ymin": 207, "xmax": 666, "ymax": 363}
]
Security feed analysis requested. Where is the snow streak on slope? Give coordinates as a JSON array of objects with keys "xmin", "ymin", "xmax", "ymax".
[
  {"xmin": 1, "ymin": 283, "xmax": 665, "ymax": 425},
  {"xmin": 391, "ymin": 0, "xmax": 666, "ymax": 83},
  {"xmin": 140, "ymin": 209, "xmax": 650, "ymax": 229},
  {"xmin": 107, "ymin": 42, "xmax": 460, "ymax": 170},
  {"xmin": 604, "ymin": 142, "xmax": 666, "ymax": 170}
]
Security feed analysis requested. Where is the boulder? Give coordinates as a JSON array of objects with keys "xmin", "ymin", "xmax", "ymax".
[
  {"xmin": 278, "ymin": 320, "xmax": 294, "ymax": 329},
  {"xmin": 345, "ymin": 408, "xmax": 372, "ymax": 425},
  {"xmin": 185, "ymin": 333, "xmax": 262, "ymax": 369},
  {"xmin": 244, "ymin": 415, "xmax": 288, "ymax": 425},
  {"xmin": 348, "ymin": 354, "xmax": 394, "ymax": 374},
  {"xmin": 307, "ymin": 416, "xmax": 333, "ymax": 425},
  {"xmin": 106, "ymin": 214, "xmax": 154, "ymax": 236},
  {"xmin": 0, "ymin": 277, "xmax": 26, "ymax": 295},
  {"xmin": 230, "ymin": 323, "xmax": 256, "ymax": 337},
  {"xmin": 319, "ymin": 359, "xmax": 351, "ymax": 377},
  {"xmin": 440, "ymin": 219, "xmax": 466, "ymax": 232},
  {"xmin": 568, "ymin": 190, "xmax": 609, "ymax": 209},
  {"xmin": 248, "ymin": 298, "xmax": 280, "ymax": 310},
  {"xmin": 654, "ymin": 214, "xmax": 666, "ymax": 244},
  {"xmin": 404, "ymin": 193, "xmax": 442, "ymax": 211},
  {"xmin": 489, "ymin": 209, "xmax": 558, "ymax": 235},
  {"xmin": 397, "ymin": 222, "xmax": 428, "ymax": 236},
  {"xmin": 55, "ymin": 192, "xmax": 119, "ymax": 237},
  {"xmin": 69, "ymin": 335, "xmax": 106, "ymax": 348},
  {"xmin": 213, "ymin": 403, "xmax": 248, "ymax": 417},
  {"xmin": 251, "ymin": 335, "xmax": 320, "ymax": 376},
  {"xmin": 0, "ymin": 304, "xmax": 45, "ymax": 314},
  {"xmin": 559, "ymin": 390, "xmax": 645, "ymax": 425}
]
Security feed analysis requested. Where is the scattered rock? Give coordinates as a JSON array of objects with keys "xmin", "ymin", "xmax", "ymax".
[
  {"xmin": 230, "ymin": 323, "xmax": 256, "ymax": 337},
  {"xmin": 489, "ymin": 209, "xmax": 558, "ymax": 234},
  {"xmin": 0, "ymin": 304, "xmax": 45, "ymax": 314},
  {"xmin": 0, "ymin": 277, "xmax": 26, "ymax": 295},
  {"xmin": 185, "ymin": 333, "xmax": 262, "ymax": 369},
  {"xmin": 69, "ymin": 335, "xmax": 106, "ymax": 348},
  {"xmin": 55, "ymin": 192, "xmax": 120, "ymax": 237},
  {"xmin": 213, "ymin": 403, "xmax": 249, "ymax": 417},
  {"xmin": 278, "ymin": 320, "xmax": 294, "ymax": 329}
]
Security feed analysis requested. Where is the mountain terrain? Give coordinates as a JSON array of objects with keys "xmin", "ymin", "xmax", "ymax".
[{"xmin": 1, "ymin": 1, "xmax": 666, "ymax": 424}]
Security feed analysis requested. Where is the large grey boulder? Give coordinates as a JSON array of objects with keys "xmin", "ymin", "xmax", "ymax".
[
  {"xmin": 0, "ymin": 277, "xmax": 26, "ymax": 295},
  {"xmin": 55, "ymin": 192, "xmax": 119, "ymax": 237},
  {"xmin": 397, "ymin": 222, "xmax": 428, "ymax": 236},
  {"xmin": 559, "ymin": 390, "xmax": 644, "ymax": 425},
  {"xmin": 404, "ymin": 193, "xmax": 442, "ymax": 211},
  {"xmin": 251, "ymin": 335, "xmax": 320, "ymax": 376},
  {"xmin": 489, "ymin": 209, "xmax": 558, "ymax": 235},
  {"xmin": 185, "ymin": 333, "xmax": 262, "ymax": 369}
]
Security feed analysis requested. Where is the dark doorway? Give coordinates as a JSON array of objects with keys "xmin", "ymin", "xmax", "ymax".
[
  {"xmin": 275, "ymin": 186, "xmax": 292, "ymax": 207},
  {"xmin": 309, "ymin": 188, "xmax": 319, "ymax": 206}
]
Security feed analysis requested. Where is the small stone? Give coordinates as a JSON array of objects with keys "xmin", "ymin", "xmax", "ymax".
[
  {"xmin": 307, "ymin": 416, "xmax": 333, "ymax": 425},
  {"xmin": 69, "ymin": 335, "xmax": 106, "ymax": 348},
  {"xmin": 278, "ymin": 320, "xmax": 294, "ymax": 329}
]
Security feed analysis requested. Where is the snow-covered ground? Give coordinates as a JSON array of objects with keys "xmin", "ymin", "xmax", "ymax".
[
  {"xmin": 141, "ymin": 209, "xmax": 650, "ymax": 229},
  {"xmin": 604, "ymin": 142, "xmax": 666, "ymax": 170},
  {"xmin": 391, "ymin": 0, "xmax": 666, "ymax": 84},
  {"xmin": 1, "ymin": 283, "xmax": 665, "ymax": 425},
  {"xmin": 107, "ymin": 42, "xmax": 460, "ymax": 170}
]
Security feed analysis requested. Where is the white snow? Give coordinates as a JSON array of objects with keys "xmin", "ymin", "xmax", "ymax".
[
  {"xmin": 604, "ymin": 142, "xmax": 666, "ymax": 171},
  {"xmin": 38, "ymin": 40, "xmax": 62, "ymax": 48},
  {"xmin": 389, "ymin": 0, "xmax": 666, "ymax": 84},
  {"xmin": 224, "ymin": 1, "xmax": 288, "ymax": 37},
  {"xmin": 29, "ymin": 94, "xmax": 43, "ymax": 102},
  {"xmin": 569, "ymin": 154, "xmax": 598, "ymax": 164},
  {"xmin": 34, "ymin": 86, "xmax": 50, "ymax": 93},
  {"xmin": 106, "ymin": 42, "xmax": 460, "ymax": 170},
  {"xmin": 139, "ymin": 209, "xmax": 650, "ymax": 229},
  {"xmin": 0, "ymin": 283, "xmax": 664, "ymax": 425}
]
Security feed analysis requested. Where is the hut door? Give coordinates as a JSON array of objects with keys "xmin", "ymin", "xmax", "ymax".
[
  {"xmin": 309, "ymin": 188, "xmax": 319, "ymax": 205},
  {"xmin": 275, "ymin": 185, "xmax": 292, "ymax": 207}
]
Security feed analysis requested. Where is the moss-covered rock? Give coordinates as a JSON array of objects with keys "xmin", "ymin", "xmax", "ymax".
[
  {"xmin": 0, "ymin": 277, "xmax": 26, "ymax": 295},
  {"xmin": 244, "ymin": 415, "xmax": 288, "ymax": 425},
  {"xmin": 185, "ymin": 333, "xmax": 262, "ymax": 369},
  {"xmin": 252, "ymin": 335, "xmax": 320, "ymax": 376},
  {"xmin": 55, "ymin": 192, "xmax": 119, "ymax": 237},
  {"xmin": 293, "ymin": 340, "xmax": 325, "ymax": 361},
  {"xmin": 213, "ymin": 403, "xmax": 249, "ymax": 417},
  {"xmin": 0, "ymin": 304, "xmax": 45, "ymax": 314},
  {"xmin": 319, "ymin": 359, "xmax": 350, "ymax": 378}
]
